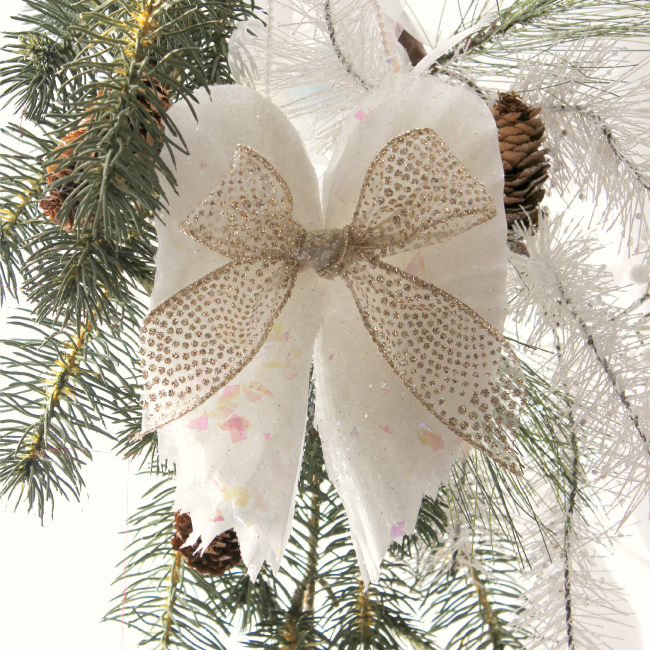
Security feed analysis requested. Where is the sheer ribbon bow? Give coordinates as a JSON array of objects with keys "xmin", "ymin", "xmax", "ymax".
[{"xmin": 140, "ymin": 127, "xmax": 523, "ymax": 473}]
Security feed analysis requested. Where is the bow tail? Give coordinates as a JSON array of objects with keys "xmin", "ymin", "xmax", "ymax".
[
  {"xmin": 343, "ymin": 254, "xmax": 524, "ymax": 475},
  {"xmin": 314, "ymin": 278, "xmax": 462, "ymax": 585},
  {"xmin": 140, "ymin": 258, "xmax": 301, "ymax": 436},
  {"xmin": 157, "ymin": 269, "xmax": 323, "ymax": 580}
]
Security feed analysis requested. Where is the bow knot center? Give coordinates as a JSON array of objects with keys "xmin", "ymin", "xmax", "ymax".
[{"xmin": 295, "ymin": 226, "xmax": 351, "ymax": 278}]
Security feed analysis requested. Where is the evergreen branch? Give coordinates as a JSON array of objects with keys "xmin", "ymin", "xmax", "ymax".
[
  {"xmin": 0, "ymin": 311, "xmax": 144, "ymax": 519},
  {"xmin": 22, "ymin": 225, "xmax": 156, "ymax": 330},
  {"xmin": 0, "ymin": 0, "xmax": 255, "ymax": 337},
  {"xmin": 0, "ymin": 124, "xmax": 52, "ymax": 301},
  {"xmin": 0, "ymin": 31, "xmax": 75, "ymax": 122},
  {"xmin": 55, "ymin": 0, "xmax": 253, "ymax": 244},
  {"xmin": 469, "ymin": 565, "xmax": 508, "ymax": 649},
  {"xmin": 562, "ymin": 427, "xmax": 579, "ymax": 650},
  {"xmin": 323, "ymin": 0, "xmax": 369, "ymax": 91},
  {"xmin": 10, "ymin": 0, "xmax": 92, "ymax": 38},
  {"xmin": 301, "ymin": 473, "xmax": 321, "ymax": 614},
  {"xmin": 0, "ymin": 172, "xmax": 41, "ymax": 300},
  {"xmin": 509, "ymin": 219, "xmax": 650, "ymax": 516},
  {"xmin": 511, "ymin": 387, "xmax": 627, "ymax": 650},
  {"xmin": 597, "ymin": 114, "xmax": 650, "ymax": 195},
  {"xmin": 2, "ymin": 0, "xmax": 256, "ymax": 251},
  {"xmin": 161, "ymin": 551, "xmax": 184, "ymax": 650},
  {"xmin": 444, "ymin": 452, "xmax": 543, "ymax": 567},
  {"xmin": 430, "ymin": 14, "xmax": 504, "ymax": 72},
  {"xmin": 415, "ymin": 0, "xmax": 650, "ymax": 85},
  {"xmin": 515, "ymin": 357, "xmax": 594, "ymax": 510},
  {"xmin": 510, "ymin": 38, "xmax": 650, "ymax": 251},
  {"xmin": 459, "ymin": 0, "xmax": 650, "ymax": 57},
  {"xmin": 437, "ymin": 1, "xmax": 650, "ymax": 104},
  {"xmin": 218, "ymin": 563, "xmax": 285, "ymax": 634},
  {"xmin": 555, "ymin": 281, "xmax": 649, "ymax": 452},
  {"xmin": 422, "ymin": 536, "xmax": 526, "ymax": 650},
  {"xmin": 105, "ymin": 478, "xmax": 234, "ymax": 650},
  {"xmin": 327, "ymin": 575, "xmax": 435, "ymax": 650}
]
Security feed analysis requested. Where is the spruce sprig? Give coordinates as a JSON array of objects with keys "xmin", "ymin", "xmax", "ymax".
[
  {"xmin": 0, "ymin": 311, "xmax": 143, "ymax": 519},
  {"xmin": 0, "ymin": 31, "xmax": 74, "ymax": 122},
  {"xmin": 438, "ymin": 0, "xmax": 650, "ymax": 87},
  {"xmin": 0, "ymin": 0, "xmax": 256, "ymax": 313},
  {"xmin": 423, "ymin": 539, "xmax": 527, "ymax": 650},
  {"xmin": 0, "ymin": 124, "xmax": 51, "ymax": 303},
  {"xmin": 104, "ymin": 480, "xmax": 235, "ymax": 650}
]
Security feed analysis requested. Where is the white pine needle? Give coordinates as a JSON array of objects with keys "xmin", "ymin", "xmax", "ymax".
[
  {"xmin": 513, "ymin": 38, "xmax": 650, "ymax": 256},
  {"xmin": 508, "ymin": 216, "xmax": 650, "ymax": 520}
]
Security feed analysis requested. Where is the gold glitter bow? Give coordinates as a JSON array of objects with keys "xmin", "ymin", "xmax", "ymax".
[{"xmin": 140, "ymin": 128, "xmax": 524, "ymax": 474}]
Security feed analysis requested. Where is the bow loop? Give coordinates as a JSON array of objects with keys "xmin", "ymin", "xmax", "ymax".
[
  {"xmin": 343, "ymin": 253, "xmax": 523, "ymax": 474},
  {"xmin": 181, "ymin": 145, "xmax": 306, "ymax": 262},
  {"xmin": 349, "ymin": 129, "xmax": 497, "ymax": 256},
  {"xmin": 140, "ymin": 258, "xmax": 301, "ymax": 434}
]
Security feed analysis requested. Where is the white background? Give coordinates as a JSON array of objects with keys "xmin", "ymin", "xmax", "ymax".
[{"xmin": 0, "ymin": 1, "xmax": 648, "ymax": 649}]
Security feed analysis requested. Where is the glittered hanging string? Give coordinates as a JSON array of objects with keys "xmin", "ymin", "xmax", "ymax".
[{"xmin": 140, "ymin": 127, "xmax": 524, "ymax": 474}]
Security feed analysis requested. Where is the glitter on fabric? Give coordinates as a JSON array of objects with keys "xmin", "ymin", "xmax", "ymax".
[
  {"xmin": 140, "ymin": 258, "xmax": 300, "ymax": 434},
  {"xmin": 140, "ymin": 128, "xmax": 524, "ymax": 474}
]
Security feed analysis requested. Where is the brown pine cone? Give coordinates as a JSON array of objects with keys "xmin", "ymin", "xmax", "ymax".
[
  {"xmin": 38, "ymin": 183, "xmax": 77, "ymax": 232},
  {"xmin": 137, "ymin": 76, "xmax": 170, "ymax": 149},
  {"xmin": 171, "ymin": 511, "xmax": 242, "ymax": 576},
  {"xmin": 39, "ymin": 127, "xmax": 87, "ymax": 230},
  {"xmin": 39, "ymin": 76, "xmax": 170, "ymax": 227},
  {"xmin": 490, "ymin": 92, "xmax": 549, "ymax": 233}
]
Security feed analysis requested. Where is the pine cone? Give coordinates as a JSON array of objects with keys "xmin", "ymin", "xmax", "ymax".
[
  {"xmin": 171, "ymin": 511, "xmax": 242, "ymax": 576},
  {"xmin": 38, "ymin": 183, "xmax": 77, "ymax": 232},
  {"xmin": 137, "ymin": 77, "xmax": 170, "ymax": 149},
  {"xmin": 490, "ymin": 92, "xmax": 549, "ymax": 233},
  {"xmin": 39, "ymin": 128, "xmax": 87, "ymax": 230},
  {"xmin": 39, "ymin": 76, "xmax": 170, "ymax": 227}
]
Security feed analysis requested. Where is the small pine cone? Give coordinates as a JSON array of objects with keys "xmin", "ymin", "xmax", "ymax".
[
  {"xmin": 137, "ymin": 77, "xmax": 170, "ymax": 148},
  {"xmin": 60, "ymin": 126, "xmax": 88, "ymax": 149},
  {"xmin": 171, "ymin": 511, "xmax": 242, "ymax": 576},
  {"xmin": 40, "ymin": 127, "xmax": 87, "ymax": 229},
  {"xmin": 38, "ymin": 178, "xmax": 77, "ymax": 232},
  {"xmin": 490, "ymin": 92, "xmax": 549, "ymax": 234}
]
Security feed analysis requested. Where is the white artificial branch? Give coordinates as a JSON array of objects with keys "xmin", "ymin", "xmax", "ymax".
[
  {"xmin": 513, "ymin": 38, "xmax": 650, "ymax": 256},
  {"xmin": 508, "ymin": 216, "xmax": 650, "ymax": 519},
  {"xmin": 227, "ymin": 0, "xmax": 397, "ymax": 158}
]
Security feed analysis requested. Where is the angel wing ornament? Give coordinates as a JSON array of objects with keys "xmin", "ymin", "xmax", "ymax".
[{"xmin": 142, "ymin": 78, "xmax": 523, "ymax": 585}]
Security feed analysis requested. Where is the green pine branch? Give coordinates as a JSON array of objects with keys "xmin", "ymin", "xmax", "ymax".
[
  {"xmin": 0, "ymin": 124, "xmax": 52, "ymax": 303},
  {"xmin": 0, "ymin": 31, "xmax": 75, "ymax": 122},
  {"xmin": 22, "ymin": 223, "xmax": 156, "ymax": 330},
  {"xmin": 444, "ymin": 0, "xmax": 650, "ymax": 60},
  {"xmin": 424, "ymin": 540, "xmax": 526, "ymax": 650},
  {"xmin": 0, "ymin": 311, "xmax": 143, "ymax": 519},
  {"xmin": 36, "ymin": 0, "xmax": 255, "ymax": 244},
  {"xmin": 428, "ymin": 0, "xmax": 650, "ymax": 95},
  {"xmin": 104, "ymin": 479, "xmax": 236, "ymax": 650},
  {"xmin": 0, "ymin": 0, "xmax": 256, "ymax": 312},
  {"xmin": 0, "ymin": 0, "xmax": 256, "ymax": 520}
]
